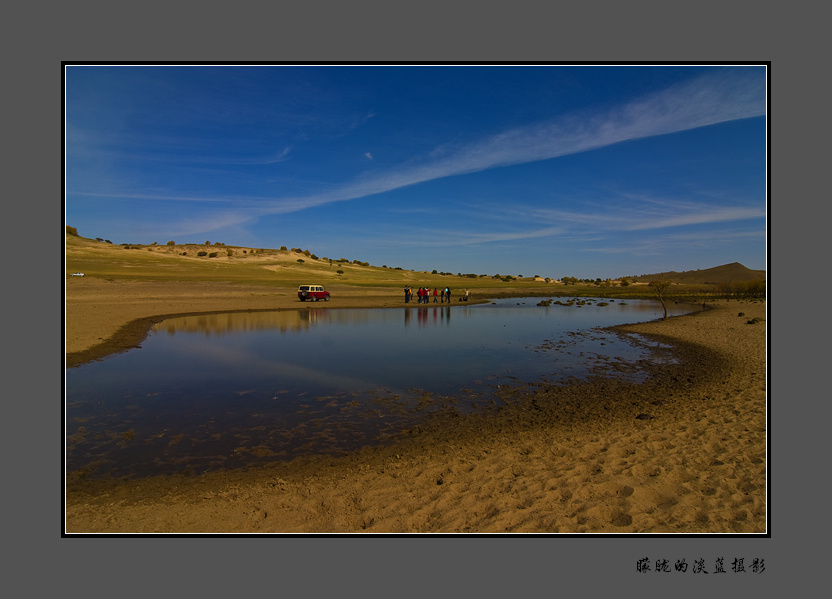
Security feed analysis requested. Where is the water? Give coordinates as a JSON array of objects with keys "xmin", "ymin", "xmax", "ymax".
[{"xmin": 65, "ymin": 298, "xmax": 694, "ymax": 479}]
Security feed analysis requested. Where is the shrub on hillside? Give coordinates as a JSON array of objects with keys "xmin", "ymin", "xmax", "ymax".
[
  {"xmin": 717, "ymin": 279, "xmax": 766, "ymax": 299},
  {"xmin": 66, "ymin": 225, "xmax": 79, "ymax": 236}
]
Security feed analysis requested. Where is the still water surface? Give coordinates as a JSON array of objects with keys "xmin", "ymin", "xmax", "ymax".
[{"xmin": 66, "ymin": 298, "xmax": 695, "ymax": 478}]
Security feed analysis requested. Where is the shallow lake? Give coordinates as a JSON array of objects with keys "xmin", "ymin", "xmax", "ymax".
[{"xmin": 66, "ymin": 297, "xmax": 695, "ymax": 479}]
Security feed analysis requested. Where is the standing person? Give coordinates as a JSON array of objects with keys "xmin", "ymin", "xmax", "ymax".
[
  {"xmin": 404, "ymin": 286, "xmax": 411, "ymax": 303},
  {"xmin": 433, "ymin": 288, "xmax": 439, "ymax": 303},
  {"xmin": 445, "ymin": 287, "xmax": 451, "ymax": 303}
]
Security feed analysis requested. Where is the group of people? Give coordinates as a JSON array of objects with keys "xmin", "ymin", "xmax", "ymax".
[
  {"xmin": 405, "ymin": 286, "xmax": 451, "ymax": 304},
  {"xmin": 404, "ymin": 286, "xmax": 471, "ymax": 303}
]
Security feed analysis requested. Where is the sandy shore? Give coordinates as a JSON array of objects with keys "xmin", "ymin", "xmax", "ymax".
[
  {"xmin": 65, "ymin": 280, "xmax": 766, "ymax": 534},
  {"xmin": 65, "ymin": 279, "xmax": 425, "ymax": 367}
]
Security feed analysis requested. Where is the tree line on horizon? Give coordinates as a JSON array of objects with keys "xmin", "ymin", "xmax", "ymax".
[{"xmin": 67, "ymin": 226, "xmax": 765, "ymax": 297}]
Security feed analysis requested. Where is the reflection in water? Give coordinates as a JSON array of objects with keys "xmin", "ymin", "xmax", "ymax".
[
  {"xmin": 152, "ymin": 309, "xmax": 331, "ymax": 336},
  {"xmin": 404, "ymin": 305, "xmax": 453, "ymax": 328},
  {"xmin": 66, "ymin": 298, "xmax": 693, "ymax": 480}
]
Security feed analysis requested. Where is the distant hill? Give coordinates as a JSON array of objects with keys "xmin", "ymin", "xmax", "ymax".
[
  {"xmin": 66, "ymin": 227, "xmax": 765, "ymax": 288},
  {"xmin": 629, "ymin": 263, "xmax": 766, "ymax": 284}
]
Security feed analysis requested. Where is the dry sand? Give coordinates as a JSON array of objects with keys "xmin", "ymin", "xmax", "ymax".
[{"xmin": 65, "ymin": 279, "xmax": 767, "ymax": 534}]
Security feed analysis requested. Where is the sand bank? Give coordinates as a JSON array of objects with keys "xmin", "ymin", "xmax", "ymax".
[{"xmin": 65, "ymin": 281, "xmax": 766, "ymax": 534}]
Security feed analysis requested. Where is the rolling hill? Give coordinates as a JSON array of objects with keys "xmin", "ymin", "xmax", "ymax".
[
  {"xmin": 66, "ymin": 228, "xmax": 764, "ymax": 289},
  {"xmin": 628, "ymin": 262, "xmax": 766, "ymax": 284}
]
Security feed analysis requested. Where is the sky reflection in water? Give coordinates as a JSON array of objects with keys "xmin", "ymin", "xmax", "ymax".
[{"xmin": 66, "ymin": 298, "xmax": 693, "ymax": 479}]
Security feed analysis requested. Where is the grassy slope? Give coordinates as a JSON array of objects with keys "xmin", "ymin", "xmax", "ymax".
[
  {"xmin": 64, "ymin": 234, "xmax": 543, "ymax": 291},
  {"xmin": 65, "ymin": 233, "xmax": 762, "ymax": 299}
]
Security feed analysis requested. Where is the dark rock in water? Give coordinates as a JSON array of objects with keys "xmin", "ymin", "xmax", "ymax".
[{"xmin": 635, "ymin": 413, "xmax": 654, "ymax": 420}]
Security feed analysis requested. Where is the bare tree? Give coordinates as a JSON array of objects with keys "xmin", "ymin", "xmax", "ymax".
[{"xmin": 649, "ymin": 279, "xmax": 672, "ymax": 320}]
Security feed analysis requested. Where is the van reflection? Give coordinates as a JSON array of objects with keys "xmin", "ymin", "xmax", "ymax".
[{"xmin": 152, "ymin": 309, "xmax": 332, "ymax": 336}]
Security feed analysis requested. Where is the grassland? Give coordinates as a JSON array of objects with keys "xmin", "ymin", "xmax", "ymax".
[{"xmin": 65, "ymin": 232, "xmax": 757, "ymax": 300}]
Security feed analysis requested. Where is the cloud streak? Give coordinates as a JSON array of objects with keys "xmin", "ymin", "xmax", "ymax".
[
  {"xmin": 391, "ymin": 225, "xmax": 569, "ymax": 248},
  {"xmin": 580, "ymin": 228, "xmax": 767, "ymax": 258},
  {"xmin": 253, "ymin": 69, "xmax": 765, "ymax": 218},
  {"xmin": 74, "ymin": 69, "xmax": 764, "ymax": 240},
  {"xmin": 516, "ymin": 202, "xmax": 766, "ymax": 233}
]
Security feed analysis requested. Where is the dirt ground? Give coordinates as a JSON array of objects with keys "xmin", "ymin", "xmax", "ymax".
[{"xmin": 65, "ymin": 279, "xmax": 767, "ymax": 534}]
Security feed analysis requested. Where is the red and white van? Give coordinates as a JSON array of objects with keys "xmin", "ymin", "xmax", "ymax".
[{"xmin": 297, "ymin": 285, "xmax": 331, "ymax": 302}]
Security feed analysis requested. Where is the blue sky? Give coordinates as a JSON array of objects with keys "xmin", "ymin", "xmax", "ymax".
[{"xmin": 65, "ymin": 64, "xmax": 767, "ymax": 280}]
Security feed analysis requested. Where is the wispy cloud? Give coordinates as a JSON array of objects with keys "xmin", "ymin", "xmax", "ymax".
[
  {"xmin": 75, "ymin": 69, "xmax": 764, "ymax": 239},
  {"xmin": 254, "ymin": 69, "xmax": 765, "ymax": 217},
  {"xmin": 622, "ymin": 206, "xmax": 765, "ymax": 231},
  {"xmin": 258, "ymin": 146, "xmax": 292, "ymax": 164},
  {"xmin": 515, "ymin": 201, "xmax": 766, "ymax": 233},
  {"xmin": 395, "ymin": 225, "xmax": 568, "ymax": 248},
  {"xmin": 73, "ymin": 191, "xmax": 243, "ymax": 203},
  {"xmin": 581, "ymin": 228, "xmax": 767, "ymax": 257}
]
